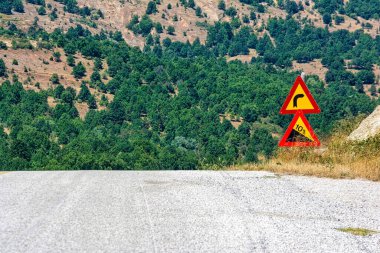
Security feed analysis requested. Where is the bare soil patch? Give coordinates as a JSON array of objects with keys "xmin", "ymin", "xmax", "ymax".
[{"xmin": 292, "ymin": 59, "xmax": 328, "ymax": 81}]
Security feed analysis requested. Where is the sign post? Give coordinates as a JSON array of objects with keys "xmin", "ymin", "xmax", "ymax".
[{"xmin": 279, "ymin": 75, "xmax": 321, "ymax": 147}]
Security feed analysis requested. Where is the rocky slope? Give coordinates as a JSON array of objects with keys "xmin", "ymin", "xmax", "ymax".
[{"xmin": 349, "ymin": 106, "xmax": 380, "ymax": 141}]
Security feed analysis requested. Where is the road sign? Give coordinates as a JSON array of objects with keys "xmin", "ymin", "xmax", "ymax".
[
  {"xmin": 279, "ymin": 111, "xmax": 320, "ymax": 147},
  {"xmin": 280, "ymin": 76, "xmax": 320, "ymax": 115}
]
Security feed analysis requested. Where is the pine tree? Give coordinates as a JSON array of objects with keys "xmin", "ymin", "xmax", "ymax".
[
  {"xmin": 78, "ymin": 83, "xmax": 91, "ymax": 101},
  {"xmin": 167, "ymin": 26, "xmax": 175, "ymax": 35},
  {"xmin": 50, "ymin": 73, "xmax": 60, "ymax": 84},
  {"xmin": 146, "ymin": 1, "xmax": 157, "ymax": 14},
  {"xmin": 195, "ymin": 7, "xmax": 202, "ymax": 17},
  {"xmin": 0, "ymin": 59, "xmax": 7, "ymax": 77},
  {"xmin": 13, "ymin": 0, "xmax": 25, "ymax": 13},
  {"xmin": 0, "ymin": 0, "xmax": 13, "ymax": 14},
  {"xmin": 91, "ymin": 70, "xmax": 101, "ymax": 83},
  {"xmin": 67, "ymin": 55, "xmax": 75, "ymax": 67},
  {"xmin": 218, "ymin": 0, "xmax": 225, "ymax": 11},
  {"xmin": 88, "ymin": 95, "xmax": 97, "ymax": 109},
  {"xmin": 72, "ymin": 62, "xmax": 86, "ymax": 79},
  {"xmin": 188, "ymin": 0, "xmax": 195, "ymax": 9},
  {"xmin": 37, "ymin": 6, "xmax": 46, "ymax": 15}
]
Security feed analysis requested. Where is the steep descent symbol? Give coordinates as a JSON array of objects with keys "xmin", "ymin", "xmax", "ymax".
[
  {"xmin": 293, "ymin": 94, "xmax": 305, "ymax": 108},
  {"xmin": 279, "ymin": 111, "xmax": 320, "ymax": 147},
  {"xmin": 280, "ymin": 76, "xmax": 320, "ymax": 114}
]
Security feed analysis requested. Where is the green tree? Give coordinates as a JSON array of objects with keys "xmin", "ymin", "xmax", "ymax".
[
  {"xmin": 0, "ymin": 0, "xmax": 13, "ymax": 14},
  {"xmin": 357, "ymin": 70, "xmax": 375, "ymax": 84},
  {"xmin": 218, "ymin": 0, "xmax": 226, "ymax": 11},
  {"xmin": 285, "ymin": 0, "xmax": 299, "ymax": 15},
  {"xmin": 72, "ymin": 62, "xmax": 86, "ymax": 79},
  {"xmin": 127, "ymin": 15, "xmax": 139, "ymax": 30},
  {"xmin": 242, "ymin": 15, "xmax": 250, "ymax": 23},
  {"xmin": 188, "ymin": 0, "xmax": 195, "ymax": 8},
  {"xmin": 246, "ymin": 128, "xmax": 275, "ymax": 162},
  {"xmin": 257, "ymin": 4, "xmax": 265, "ymax": 13},
  {"xmin": 139, "ymin": 15, "xmax": 154, "ymax": 36},
  {"xmin": 242, "ymin": 104, "xmax": 258, "ymax": 122},
  {"xmin": 91, "ymin": 70, "xmax": 101, "ymax": 83},
  {"xmin": 0, "ymin": 41, "xmax": 7, "ymax": 50},
  {"xmin": 67, "ymin": 54, "xmax": 75, "ymax": 67},
  {"xmin": 323, "ymin": 13, "xmax": 332, "ymax": 24},
  {"xmin": 146, "ymin": 1, "xmax": 157, "ymax": 14},
  {"xmin": 0, "ymin": 59, "xmax": 7, "ymax": 77},
  {"xmin": 13, "ymin": 0, "xmax": 24, "ymax": 13},
  {"xmin": 94, "ymin": 58, "xmax": 103, "ymax": 70},
  {"xmin": 54, "ymin": 84, "xmax": 65, "ymax": 99},
  {"xmin": 334, "ymin": 15, "xmax": 344, "ymax": 25},
  {"xmin": 370, "ymin": 84, "xmax": 377, "ymax": 96},
  {"xmin": 88, "ymin": 95, "xmax": 97, "ymax": 109},
  {"xmin": 50, "ymin": 73, "xmax": 60, "ymax": 84},
  {"xmin": 256, "ymin": 34, "xmax": 273, "ymax": 55},
  {"xmin": 195, "ymin": 7, "xmax": 202, "ymax": 17},
  {"xmin": 167, "ymin": 26, "xmax": 175, "ymax": 35},
  {"xmin": 64, "ymin": 0, "xmax": 79, "ymax": 14},
  {"xmin": 77, "ymin": 83, "xmax": 91, "ymax": 101},
  {"xmin": 250, "ymin": 11, "xmax": 256, "ymax": 21},
  {"xmin": 53, "ymin": 51, "xmax": 61, "ymax": 62},
  {"xmin": 49, "ymin": 8, "xmax": 58, "ymax": 21},
  {"xmin": 61, "ymin": 87, "xmax": 77, "ymax": 105},
  {"xmin": 109, "ymin": 100, "xmax": 125, "ymax": 124},
  {"xmin": 155, "ymin": 22, "xmax": 163, "ymax": 33},
  {"xmin": 37, "ymin": 6, "xmax": 46, "ymax": 15},
  {"xmin": 225, "ymin": 7, "xmax": 237, "ymax": 17}
]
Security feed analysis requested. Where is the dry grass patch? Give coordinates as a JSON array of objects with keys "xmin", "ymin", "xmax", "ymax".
[
  {"xmin": 337, "ymin": 228, "xmax": 379, "ymax": 236},
  {"xmin": 231, "ymin": 116, "xmax": 380, "ymax": 181}
]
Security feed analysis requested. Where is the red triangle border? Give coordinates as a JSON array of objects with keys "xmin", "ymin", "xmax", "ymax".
[
  {"xmin": 279, "ymin": 111, "xmax": 320, "ymax": 147},
  {"xmin": 280, "ymin": 76, "xmax": 321, "ymax": 115}
]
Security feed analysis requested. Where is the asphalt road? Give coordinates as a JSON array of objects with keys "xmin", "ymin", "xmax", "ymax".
[{"xmin": 0, "ymin": 171, "xmax": 379, "ymax": 253}]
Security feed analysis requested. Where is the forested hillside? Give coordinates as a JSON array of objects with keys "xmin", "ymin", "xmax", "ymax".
[{"xmin": 0, "ymin": 0, "xmax": 379, "ymax": 170}]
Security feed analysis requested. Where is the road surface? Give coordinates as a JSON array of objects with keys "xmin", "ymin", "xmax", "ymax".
[{"xmin": 1, "ymin": 171, "xmax": 379, "ymax": 252}]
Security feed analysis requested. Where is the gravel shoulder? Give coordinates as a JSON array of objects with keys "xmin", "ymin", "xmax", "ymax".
[{"xmin": 0, "ymin": 171, "xmax": 379, "ymax": 253}]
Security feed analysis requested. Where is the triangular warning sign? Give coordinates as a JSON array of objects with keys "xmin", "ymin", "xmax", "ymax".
[
  {"xmin": 280, "ymin": 76, "xmax": 320, "ymax": 115},
  {"xmin": 279, "ymin": 111, "xmax": 320, "ymax": 147}
]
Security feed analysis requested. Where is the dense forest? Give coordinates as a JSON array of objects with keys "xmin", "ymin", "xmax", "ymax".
[{"xmin": 0, "ymin": 0, "xmax": 379, "ymax": 170}]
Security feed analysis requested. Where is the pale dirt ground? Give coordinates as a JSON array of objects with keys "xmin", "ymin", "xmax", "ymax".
[{"xmin": 292, "ymin": 59, "xmax": 328, "ymax": 81}]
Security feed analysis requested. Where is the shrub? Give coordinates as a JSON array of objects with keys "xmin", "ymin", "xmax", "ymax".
[
  {"xmin": 53, "ymin": 51, "xmax": 61, "ymax": 62},
  {"xmin": 50, "ymin": 73, "xmax": 60, "ymax": 84},
  {"xmin": 37, "ymin": 6, "xmax": 46, "ymax": 15},
  {"xmin": 0, "ymin": 41, "xmax": 8, "ymax": 50}
]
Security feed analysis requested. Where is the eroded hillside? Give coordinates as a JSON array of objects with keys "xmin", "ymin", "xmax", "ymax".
[{"xmin": 5, "ymin": 1, "xmax": 380, "ymax": 45}]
